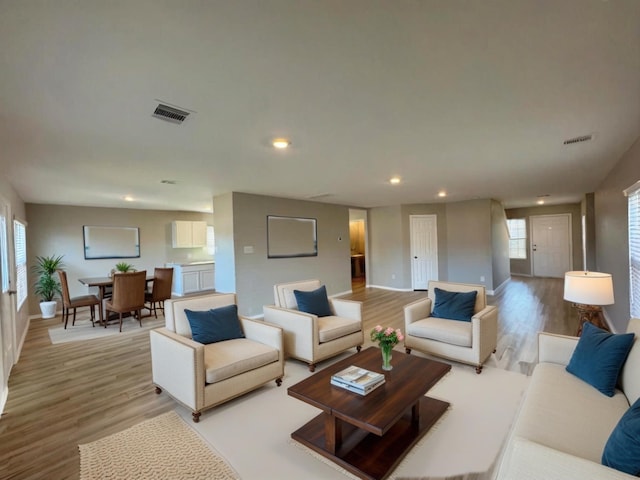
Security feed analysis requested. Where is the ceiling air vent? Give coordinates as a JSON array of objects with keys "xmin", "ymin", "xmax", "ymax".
[
  {"xmin": 563, "ymin": 134, "xmax": 592, "ymax": 145},
  {"xmin": 152, "ymin": 104, "xmax": 190, "ymax": 124}
]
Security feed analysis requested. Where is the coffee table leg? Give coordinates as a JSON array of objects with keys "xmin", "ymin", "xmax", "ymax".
[
  {"xmin": 324, "ymin": 413, "xmax": 342, "ymax": 455},
  {"xmin": 411, "ymin": 401, "xmax": 420, "ymax": 425}
]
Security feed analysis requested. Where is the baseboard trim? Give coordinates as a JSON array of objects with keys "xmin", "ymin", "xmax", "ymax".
[{"xmin": 366, "ymin": 284, "xmax": 414, "ymax": 292}]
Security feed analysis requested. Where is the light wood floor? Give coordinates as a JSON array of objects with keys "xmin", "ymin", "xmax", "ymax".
[{"xmin": 0, "ymin": 276, "xmax": 575, "ymax": 479}]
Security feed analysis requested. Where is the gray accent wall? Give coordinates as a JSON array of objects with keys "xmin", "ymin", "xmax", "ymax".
[
  {"xmin": 595, "ymin": 136, "xmax": 640, "ymax": 332},
  {"xmin": 25, "ymin": 204, "xmax": 213, "ymax": 316},
  {"xmin": 369, "ymin": 199, "xmax": 508, "ymax": 292},
  {"xmin": 491, "ymin": 199, "xmax": 511, "ymax": 290},
  {"xmin": 213, "ymin": 192, "xmax": 351, "ymax": 317}
]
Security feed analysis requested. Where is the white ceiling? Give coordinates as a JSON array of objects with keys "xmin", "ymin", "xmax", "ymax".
[{"xmin": 1, "ymin": 0, "xmax": 639, "ymax": 212}]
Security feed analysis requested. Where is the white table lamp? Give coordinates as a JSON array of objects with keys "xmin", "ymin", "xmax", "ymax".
[{"xmin": 563, "ymin": 271, "xmax": 614, "ymax": 335}]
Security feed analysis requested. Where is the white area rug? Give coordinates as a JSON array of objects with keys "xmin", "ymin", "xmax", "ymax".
[
  {"xmin": 79, "ymin": 411, "xmax": 240, "ymax": 479},
  {"xmin": 48, "ymin": 315, "xmax": 164, "ymax": 344},
  {"xmin": 177, "ymin": 353, "xmax": 529, "ymax": 480}
]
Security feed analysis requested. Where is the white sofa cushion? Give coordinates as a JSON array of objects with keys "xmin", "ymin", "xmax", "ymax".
[
  {"xmin": 620, "ymin": 319, "xmax": 640, "ymax": 405},
  {"xmin": 318, "ymin": 315, "xmax": 361, "ymax": 343},
  {"xmin": 407, "ymin": 317, "xmax": 472, "ymax": 347},
  {"xmin": 515, "ymin": 362, "xmax": 629, "ymax": 463},
  {"xmin": 203, "ymin": 338, "xmax": 279, "ymax": 384}
]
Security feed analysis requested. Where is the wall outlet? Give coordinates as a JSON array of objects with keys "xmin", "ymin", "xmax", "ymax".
[
  {"xmin": 243, "ymin": 246, "xmax": 254, "ymax": 254},
  {"xmin": 392, "ymin": 274, "xmax": 396, "ymax": 280},
  {"xmin": 480, "ymin": 276, "xmax": 485, "ymax": 282}
]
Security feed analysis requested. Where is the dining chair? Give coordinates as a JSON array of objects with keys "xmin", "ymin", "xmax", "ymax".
[
  {"xmin": 143, "ymin": 267, "xmax": 173, "ymax": 318},
  {"xmin": 57, "ymin": 270, "xmax": 103, "ymax": 329},
  {"xmin": 104, "ymin": 270, "xmax": 147, "ymax": 332}
]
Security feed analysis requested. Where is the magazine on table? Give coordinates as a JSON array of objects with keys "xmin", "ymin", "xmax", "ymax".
[
  {"xmin": 330, "ymin": 376, "xmax": 385, "ymax": 395},
  {"xmin": 331, "ymin": 365, "xmax": 385, "ymax": 394}
]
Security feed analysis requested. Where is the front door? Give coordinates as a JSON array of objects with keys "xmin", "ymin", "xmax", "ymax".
[
  {"xmin": 410, "ymin": 215, "xmax": 438, "ymax": 290},
  {"xmin": 531, "ymin": 214, "xmax": 572, "ymax": 278}
]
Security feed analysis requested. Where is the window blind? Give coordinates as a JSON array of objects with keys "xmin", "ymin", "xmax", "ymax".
[
  {"xmin": 507, "ymin": 218, "xmax": 527, "ymax": 259},
  {"xmin": 625, "ymin": 181, "xmax": 640, "ymax": 318},
  {"xmin": 13, "ymin": 220, "xmax": 26, "ymax": 310}
]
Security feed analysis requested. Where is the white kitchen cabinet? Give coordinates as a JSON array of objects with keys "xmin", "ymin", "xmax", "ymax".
[
  {"xmin": 172, "ymin": 221, "xmax": 208, "ymax": 248},
  {"xmin": 168, "ymin": 262, "xmax": 215, "ymax": 296}
]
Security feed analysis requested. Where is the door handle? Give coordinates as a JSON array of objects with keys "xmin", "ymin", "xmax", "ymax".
[
  {"xmin": 414, "ymin": 256, "xmax": 418, "ymax": 259},
  {"xmin": 7, "ymin": 290, "xmax": 16, "ymax": 295}
]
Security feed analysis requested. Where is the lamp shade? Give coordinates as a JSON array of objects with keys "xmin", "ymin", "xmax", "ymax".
[{"xmin": 564, "ymin": 271, "xmax": 614, "ymax": 306}]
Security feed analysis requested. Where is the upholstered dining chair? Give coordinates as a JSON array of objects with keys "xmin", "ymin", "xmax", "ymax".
[
  {"xmin": 104, "ymin": 270, "xmax": 147, "ymax": 332},
  {"xmin": 57, "ymin": 270, "xmax": 102, "ymax": 329},
  {"xmin": 143, "ymin": 267, "xmax": 173, "ymax": 318}
]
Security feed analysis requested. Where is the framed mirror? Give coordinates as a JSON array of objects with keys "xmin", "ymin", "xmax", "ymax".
[
  {"xmin": 267, "ymin": 215, "xmax": 317, "ymax": 258},
  {"xmin": 83, "ymin": 225, "xmax": 140, "ymax": 259}
]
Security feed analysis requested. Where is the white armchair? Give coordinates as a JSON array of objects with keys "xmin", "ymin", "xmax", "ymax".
[
  {"xmin": 263, "ymin": 279, "xmax": 363, "ymax": 372},
  {"xmin": 404, "ymin": 281, "xmax": 497, "ymax": 373},
  {"xmin": 150, "ymin": 293, "xmax": 284, "ymax": 422}
]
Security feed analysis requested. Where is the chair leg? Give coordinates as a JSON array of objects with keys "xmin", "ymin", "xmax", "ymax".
[
  {"xmin": 138, "ymin": 309, "xmax": 143, "ymax": 327},
  {"xmin": 89, "ymin": 305, "xmax": 95, "ymax": 327},
  {"xmin": 475, "ymin": 365, "xmax": 483, "ymax": 374},
  {"xmin": 63, "ymin": 307, "xmax": 70, "ymax": 329},
  {"xmin": 72, "ymin": 308, "xmax": 77, "ymax": 326},
  {"xmin": 119, "ymin": 313, "xmax": 124, "ymax": 332}
]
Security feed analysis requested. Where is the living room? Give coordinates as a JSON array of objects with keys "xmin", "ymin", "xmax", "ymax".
[{"xmin": 1, "ymin": 1, "xmax": 640, "ymax": 478}]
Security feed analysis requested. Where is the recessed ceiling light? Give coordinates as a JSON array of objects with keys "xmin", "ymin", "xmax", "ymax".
[
  {"xmin": 438, "ymin": 191, "xmax": 447, "ymax": 198},
  {"xmin": 537, "ymin": 199, "xmax": 545, "ymax": 205},
  {"xmin": 123, "ymin": 196, "xmax": 134, "ymax": 202},
  {"xmin": 389, "ymin": 177, "xmax": 401, "ymax": 185},
  {"xmin": 272, "ymin": 138, "xmax": 291, "ymax": 149}
]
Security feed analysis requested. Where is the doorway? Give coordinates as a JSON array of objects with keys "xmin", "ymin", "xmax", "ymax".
[
  {"xmin": 349, "ymin": 209, "xmax": 367, "ymax": 290},
  {"xmin": 410, "ymin": 215, "xmax": 438, "ymax": 290},
  {"xmin": 531, "ymin": 214, "xmax": 572, "ymax": 278}
]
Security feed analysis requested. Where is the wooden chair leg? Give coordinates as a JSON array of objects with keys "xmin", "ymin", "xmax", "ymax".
[
  {"xmin": 63, "ymin": 307, "xmax": 70, "ymax": 329},
  {"xmin": 138, "ymin": 309, "xmax": 143, "ymax": 327},
  {"xmin": 72, "ymin": 308, "xmax": 77, "ymax": 326},
  {"xmin": 119, "ymin": 313, "xmax": 123, "ymax": 332}
]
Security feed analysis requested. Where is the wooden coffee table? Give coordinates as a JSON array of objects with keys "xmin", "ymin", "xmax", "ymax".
[{"xmin": 287, "ymin": 346, "xmax": 451, "ymax": 480}]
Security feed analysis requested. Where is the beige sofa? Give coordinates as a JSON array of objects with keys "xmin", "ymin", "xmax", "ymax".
[
  {"xmin": 263, "ymin": 279, "xmax": 363, "ymax": 372},
  {"xmin": 150, "ymin": 293, "xmax": 284, "ymax": 422},
  {"xmin": 495, "ymin": 318, "xmax": 640, "ymax": 479},
  {"xmin": 403, "ymin": 281, "xmax": 497, "ymax": 373}
]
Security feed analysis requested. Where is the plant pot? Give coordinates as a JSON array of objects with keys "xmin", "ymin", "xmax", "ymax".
[{"xmin": 40, "ymin": 301, "xmax": 57, "ymax": 319}]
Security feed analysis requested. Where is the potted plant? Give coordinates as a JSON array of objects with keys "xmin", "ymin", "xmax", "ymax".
[
  {"xmin": 32, "ymin": 254, "xmax": 64, "ymax": 319},
  {"xmin": 110, "ymin": 262, "xmax": 136, "ymax": 277}
]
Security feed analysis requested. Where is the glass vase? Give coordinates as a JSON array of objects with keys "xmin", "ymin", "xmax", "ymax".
[{"xmin": 381, "ymin": 343, "xmax": 393, "ymax": 371}]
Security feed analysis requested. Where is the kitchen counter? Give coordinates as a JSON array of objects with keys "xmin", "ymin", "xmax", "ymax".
[{"xmin": 166, "ymin": 262, "xmax": 215, "ymax": 295}]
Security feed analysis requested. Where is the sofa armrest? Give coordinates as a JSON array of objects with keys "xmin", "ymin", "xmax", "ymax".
[
  {"xmin": 404, "ymin": 298, "xmax": 432, "ymax": 327},
  {"xmin": 149, "ymin": 328, "xmax": 205, "ymax": 410},
  {"xmin": 240, "ymin": 317, "xmax": 283, "ymax": 353},
  {"xmin": 471, "ymin": 305, "xmax": 498, "ymax": 355},
  {"xmin": 263, "ymin": 305, "xmax": 317, "ymax": 359},
  {"xmin": 329, "ymin": 298, "xmax": 362, "ymax": 321},
  {"xmin": 497, "ymin": 437, "xmax": 635, "ymax": 480},
  {"xmin": 538, "ymin": 332, "xmax": 579, "ymax": 365}
]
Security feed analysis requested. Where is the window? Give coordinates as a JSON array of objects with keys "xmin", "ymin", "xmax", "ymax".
[
  {"xmin": 0, "ymin": 215, "xmax": 8, "ymax": 293},
  {"xmin": 507, "ymin": 218, "xmax": 527, "ymax": 259},
  {"xmin": 13, "ymin": 220, "xmax": 26, "ymax": 309},
  {"xmin": 206, "ymin": 226, "xmax": 215, "ymax": 256},
  {"xmin": 625, "ymin": 181, "xmax": 640, "ymax": 317}
]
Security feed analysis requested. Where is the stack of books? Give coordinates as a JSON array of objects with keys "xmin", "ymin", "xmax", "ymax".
[{"xmin": 330, "ymin": 365, "xmax": 385, "ymax": 395}]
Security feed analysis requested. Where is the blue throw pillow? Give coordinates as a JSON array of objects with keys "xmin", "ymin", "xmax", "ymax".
[
  {"xmin": 185, "ymin": 304, "xmax": 245, "ymax": 345},
  {"xmin": 294, "ymin": 285, "xmax": 333, "ymax": 317},
  {"xmin": 566, "ymin": 322, "xmax": 635, "ymax": 397},
  {"xmin": 431, "ymin": 288, "xmax": 478, "ymax": 322},
  {"xmin": 602, "ymin": 397, "xmax": 640, "ymax": 475}
]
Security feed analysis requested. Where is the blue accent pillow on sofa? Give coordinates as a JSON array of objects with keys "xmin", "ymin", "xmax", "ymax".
[
  {"xmin": 566, "ymin": 322, "xmax": 635, "ymax": 397},
  {"xmin": 294, "ymin": 285, "xmax": 333, "ymax": 317},
  {"xmin": 185, "ymin": 304, "xmax": 245, "ymax": 344},
  {"xmin": 602, "ymin": 397, "xmax": 640, "ymax": 475},
  {"xmin": 431, "ymin": 288, "xmax": 478, "ymax": 322}
]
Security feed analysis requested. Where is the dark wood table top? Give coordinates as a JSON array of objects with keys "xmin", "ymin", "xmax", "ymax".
[
  {"xmin": 78, "ymin": 275, "xmax": 154, "ymax": 287},
  {"xmin": 288, "ymin": 346, "xmax": 451, "ymax": 436}
]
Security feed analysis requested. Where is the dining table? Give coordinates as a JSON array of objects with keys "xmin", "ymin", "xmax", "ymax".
[{"xmin": 78, "ymin": 275, "xmax": 155, "ymax": 324}]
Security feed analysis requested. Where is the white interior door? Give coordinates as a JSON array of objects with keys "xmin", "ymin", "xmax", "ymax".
[
  {"xmin": 0, "ymin": 196, "xmax": 16, "ymax": 411},
  {"xmin": 531, "ymin": 214, "xmax": 572, "ymax": 278},
  {"xmin": 410, "ymin": 215, "xmax": 438, "ymax": 290}
]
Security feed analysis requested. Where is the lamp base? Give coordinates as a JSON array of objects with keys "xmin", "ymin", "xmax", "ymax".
[{"xmin": 574, "ymin": 303, "xmax": 609, "ymax": 336}]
